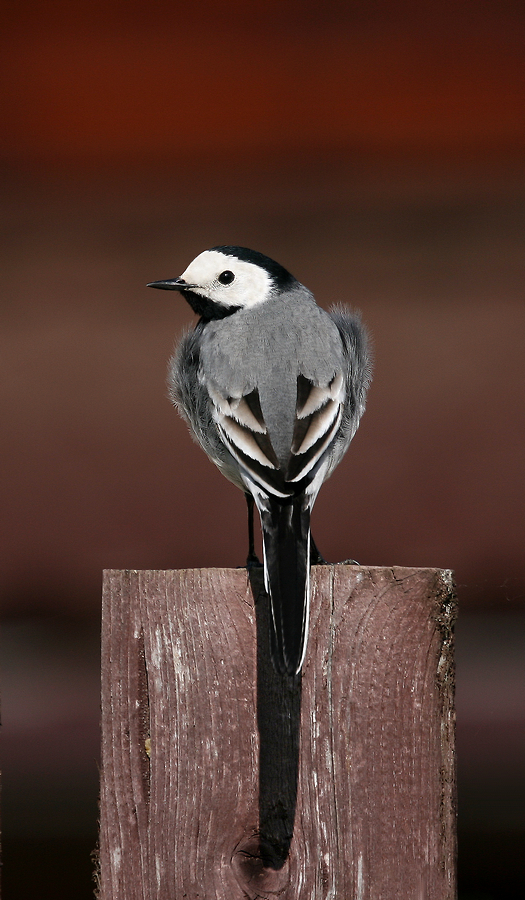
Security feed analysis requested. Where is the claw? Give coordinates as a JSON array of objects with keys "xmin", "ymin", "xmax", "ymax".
[
  {"xmin": 246, "ymin": 552, "xmax": 263, "ymax": 570},
  {"xmin": 310, "ymin": 536, "xmax": 328, "ymax": 565}
]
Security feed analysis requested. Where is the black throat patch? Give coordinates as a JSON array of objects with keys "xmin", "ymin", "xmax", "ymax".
[{"xmin": 182, "ymin": 289, "xmax": 241, "ymax": 321}]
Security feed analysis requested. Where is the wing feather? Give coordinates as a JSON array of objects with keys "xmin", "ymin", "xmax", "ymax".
[
  {"xmin": 293, "ymin": 398, "xmax": 340, "ymax": 454},
  {"xmin": 287, "ymin": 408, "xmax": 342, "ymax": 482},
  {"xmin": 218, "ymin": 415, "xmax": 277, "ymax": 468},
  {"xmin": 287, "ymin": 371, "xmax": 345, "ymax": 482},
  {"xmin": 204, "ymin": 369, "xmax": 347, "ymax": 494},
  {"xmin": 206, "ymin": 381, "xmax": 288, "ymax": 495}
]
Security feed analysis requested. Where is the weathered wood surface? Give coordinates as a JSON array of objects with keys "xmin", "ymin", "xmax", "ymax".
[{"xmin": 99, "ymin": 566, "xmax": 456, "ymax": 900}]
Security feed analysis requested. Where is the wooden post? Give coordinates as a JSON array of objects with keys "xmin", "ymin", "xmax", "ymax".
[{"xmin": 98, "ymin": 566, "xmax": 456, "ymax": 899}]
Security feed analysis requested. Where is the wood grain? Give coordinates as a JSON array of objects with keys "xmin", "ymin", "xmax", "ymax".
[{"xmin": 99, "ymin": 566, "xmax": 456, "ymax": 899}]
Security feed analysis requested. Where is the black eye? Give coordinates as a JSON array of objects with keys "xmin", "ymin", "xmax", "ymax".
[{"xmin": 218, "ymin": 270, "xmax": 235, "ymax": 285}]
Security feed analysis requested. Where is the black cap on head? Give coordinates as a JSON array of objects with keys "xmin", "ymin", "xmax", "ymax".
[{"xmin": 210, "ymin": 246, "xmax": 297, "ymax": 291}]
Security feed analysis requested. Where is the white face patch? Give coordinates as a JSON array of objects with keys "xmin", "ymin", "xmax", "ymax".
[{"xmin": 180, "ymin": 250, "xmax": 274, "ymax": 310}]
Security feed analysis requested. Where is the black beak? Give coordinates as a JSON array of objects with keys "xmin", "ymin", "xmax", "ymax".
[{"xmin": 147, "ymin": 277, "xmax": 196, "ymax": 291}]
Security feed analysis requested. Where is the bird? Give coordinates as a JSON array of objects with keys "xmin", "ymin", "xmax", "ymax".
[{"xmin": 148, "ymin": 246, "xmax": 372, "ymax": 675}]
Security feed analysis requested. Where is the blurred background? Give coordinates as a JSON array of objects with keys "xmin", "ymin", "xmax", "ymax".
[{"xmin": 1, "ymin": 1, "xmax": 524, "ymax": 897}]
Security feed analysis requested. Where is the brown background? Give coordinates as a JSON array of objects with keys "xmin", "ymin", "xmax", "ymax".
[{"xmin": 1, "ymin": 2, "xmax": 524, "ymax": 897}]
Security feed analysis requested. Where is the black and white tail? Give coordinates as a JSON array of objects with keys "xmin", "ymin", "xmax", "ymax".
[{"xmin": 260, "ymin": 495, "xmax": 311, "ymax": 675}]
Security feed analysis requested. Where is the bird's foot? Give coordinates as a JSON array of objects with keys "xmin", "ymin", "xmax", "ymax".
[
  {"xmin": 246, "ymin": 552, "xmax": 263, "ymax": 570},
  {"xmin": 310, "ymin": 554, "xmax": 360, "ymax": 566},
  {"xmin": 309, "ymin": 536, "xmax": 329, "ymax": 565},
  {"xmin": 310, "ymin": 548, "xmax": 329, "ymax": 565},
  {"xmin": 309, "ymin": 535, "xmax": 360, "ymax": 566}
]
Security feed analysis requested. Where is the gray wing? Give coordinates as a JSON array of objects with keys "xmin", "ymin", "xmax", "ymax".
[
  {"xmin": 324, "ymin": 305, "xmax": 373, "ymax": 476},
  {"xmin": 168, "ymin": 325, "xmax": 248, "ymax": 491},
  {"xmin": 169, "ymin": 298, "xmax": 372, "ymax": 498}
]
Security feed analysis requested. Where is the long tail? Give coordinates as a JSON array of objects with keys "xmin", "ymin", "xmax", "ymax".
[{"xmin": 260, "ymin": 495, "xmax": 311, "ymax": 675}]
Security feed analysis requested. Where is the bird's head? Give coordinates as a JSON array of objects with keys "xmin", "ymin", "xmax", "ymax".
[{"xmin": 148, "ymin": 246, "xmax": 297, "ymax": 319}]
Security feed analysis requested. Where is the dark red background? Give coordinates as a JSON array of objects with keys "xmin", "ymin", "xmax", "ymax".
[{"xmin": 1, "ymin": 2, "xmax": 524, "ymax": 897}]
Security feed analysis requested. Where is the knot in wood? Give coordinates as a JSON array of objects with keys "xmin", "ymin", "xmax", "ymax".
[{"xmin": 231, "ymin": 835, "xmax": 290, "ymax": 899}]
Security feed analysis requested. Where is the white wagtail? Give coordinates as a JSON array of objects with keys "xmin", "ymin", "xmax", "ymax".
[{"xmin": 148, "ymin": 246, "xmax": 372, "ymax": 675}]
